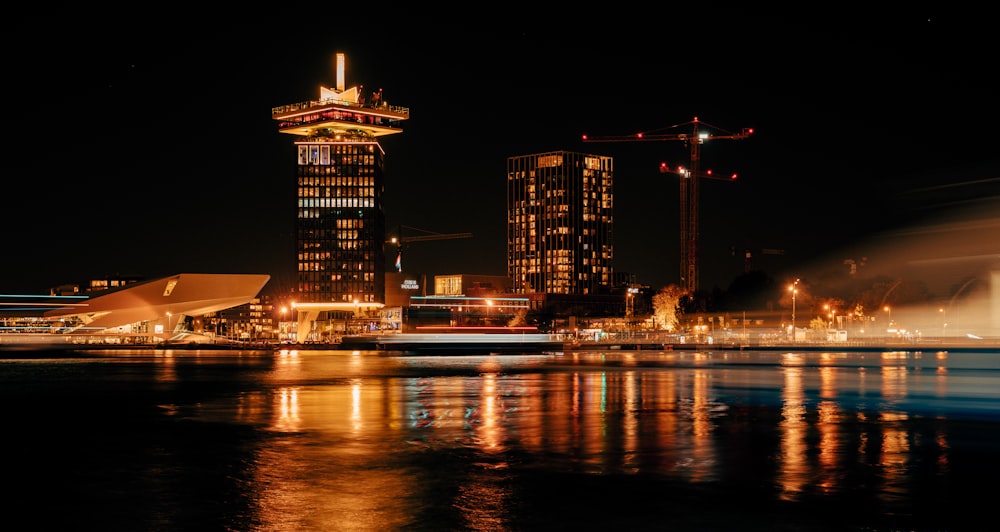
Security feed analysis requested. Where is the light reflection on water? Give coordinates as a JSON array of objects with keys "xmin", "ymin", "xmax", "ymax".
[{"xmin": 3, "ymin": 348, "xmax": 999, "ymax": 530}]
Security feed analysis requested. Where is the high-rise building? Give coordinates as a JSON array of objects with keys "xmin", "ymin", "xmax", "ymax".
[
  {"xmin": 507, "ymin": 150, "xmax": 614, "ymax": 295},
  {"xmin": 272, "ymin": 53, "xmax": 408, "ymax": 341}
]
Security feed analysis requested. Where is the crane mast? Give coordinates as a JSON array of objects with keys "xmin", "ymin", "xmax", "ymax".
[{"xmin": 583, "ymin": 117, "xmax": 752, "ymax": 293}]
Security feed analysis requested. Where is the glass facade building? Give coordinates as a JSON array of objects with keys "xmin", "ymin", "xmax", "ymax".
[
  {"xmin": 507, "ymin": 151, "xmax": 614, "ymax": 295},
  {"xmin": 294, "ymin": 141, "xmax": 385, "ymax": 305},
  {"xmin": 273, "ymin": 54, "xmax": 408, "ymax": 310},
  {"xmin": 272, "ymin": 54, "xmax": 408, "ymax": 341}
]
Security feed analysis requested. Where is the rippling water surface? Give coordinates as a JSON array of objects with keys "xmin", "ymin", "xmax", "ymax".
[{"xmin": 3, "ymin": 348, "xmax": 999, "ymax": 530}]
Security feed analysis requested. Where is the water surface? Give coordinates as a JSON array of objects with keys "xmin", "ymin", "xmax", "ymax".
[{"xmin": 3, "ymin": 348, "xmax": 998, "ymax": 530}]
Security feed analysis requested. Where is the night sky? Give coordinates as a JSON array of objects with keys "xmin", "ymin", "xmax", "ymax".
[{"xmin": 3, "ymin": 8, "xmax": 997, "ymax": 297}]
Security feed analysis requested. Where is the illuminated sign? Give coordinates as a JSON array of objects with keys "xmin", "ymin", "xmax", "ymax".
[
  {"xmin": 401, "ymin": 279, "xmax": 420, "ymax": 290},
  {"xmin": 163, "ymin": 279, "xmax": 178, "ymax": 296}
]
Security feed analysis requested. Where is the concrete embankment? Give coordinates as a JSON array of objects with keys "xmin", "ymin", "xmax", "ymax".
[{"xmin": 5, "ymin": 334, "xmax": 999, "ymax": 355}]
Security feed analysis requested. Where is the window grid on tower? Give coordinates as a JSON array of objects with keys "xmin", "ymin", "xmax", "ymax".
[{"xmin": 507, "ymin": 151, "xmax": 613, "ymax": 295}]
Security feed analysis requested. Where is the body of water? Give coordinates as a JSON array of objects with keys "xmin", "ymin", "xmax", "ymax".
[{"xmin": 3, "ymin": 347, "xmax": 999, "ymax": 530}]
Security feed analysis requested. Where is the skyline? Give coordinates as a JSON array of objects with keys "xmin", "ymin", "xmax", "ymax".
[{"xmin": 3, "ymin": 9, "xmax": 998, "ymax": 297}]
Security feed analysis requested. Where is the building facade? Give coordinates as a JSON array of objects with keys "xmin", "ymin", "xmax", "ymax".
[
  {"xmin": 507, "ymin": 150, "xmax": 614, "ymax": 295},
  {"xmin": 272, "ymin": 53, "xmax": 409, "ymax": 341},
  {"xmin": 433, "ymin": 274, "xmax": 512, "ymax": 297}
]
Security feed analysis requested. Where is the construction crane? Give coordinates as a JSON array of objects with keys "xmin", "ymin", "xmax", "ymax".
[
  {"xmin": 387, "ymin": 225, "xmax": 473, "ymax": 272},
  {"xmin": 582, "ymin": 117, "xmax": 753, "ymax": 293},
  {"xmin": 733, "ymin": 244, "xmax": 785, "ymax": 272}
]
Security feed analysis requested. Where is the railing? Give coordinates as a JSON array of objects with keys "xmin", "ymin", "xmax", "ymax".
[{"xmin": 272, "ymin": 98, "xmax": 409, "ymax": 118}]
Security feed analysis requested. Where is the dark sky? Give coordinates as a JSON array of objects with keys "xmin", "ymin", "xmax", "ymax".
[{"xmin": 3, "ymin": 7, "xmax": 998, "ymax": 296}]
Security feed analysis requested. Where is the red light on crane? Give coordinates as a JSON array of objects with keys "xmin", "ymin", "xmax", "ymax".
[{"xmin": 580, "ymin": 116, "xmax": 750, "ymax": 295}]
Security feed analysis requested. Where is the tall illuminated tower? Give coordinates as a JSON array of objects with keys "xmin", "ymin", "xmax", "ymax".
[
  {"xmin": 272, "ymin": 53, "xmax": 408, "ymax": 340},
  {"xmin": 507, "ymin": 150, "xmax": 614, "ymax": 295}
]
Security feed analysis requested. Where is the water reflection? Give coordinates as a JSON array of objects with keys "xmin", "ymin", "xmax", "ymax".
[
  {"xmin": 213, "ymin": 350, "xmax": 992, "ymax": 528},
  {"xmin": 779, "ymin": 366, "xmax": 806, "ymax": 500},
  {"xmin": 817, "ymin": 365, "xmax": 845, "ymax": 494},
  {"xmin": 12, "ymin": 349, "xmax": 995, "ymax": 529}
]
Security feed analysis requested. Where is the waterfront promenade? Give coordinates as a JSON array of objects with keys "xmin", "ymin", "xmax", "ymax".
[
  {"xmin": 3, "ymin": 330, "xmax": 999, "ymax": 355},
  {"xmin": 568, "ymin": 334, "xmax": 1000, "ymax": 352}
]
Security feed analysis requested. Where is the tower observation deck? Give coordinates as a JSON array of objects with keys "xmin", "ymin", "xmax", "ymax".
[
  {"xmin": 272, "ymin": 56, "xmax": 409, "ymax": 139},
  {"xmin": 271, "ymin": 94, "xmax": 409, "ymax": 138},
  {"xmin": 273, "ymin": 53, "xmax": 408, "ymax": 343}
]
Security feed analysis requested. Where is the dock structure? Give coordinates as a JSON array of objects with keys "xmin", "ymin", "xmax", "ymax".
[{"xmin": 337, "ymin": 333, "xmax": 564, "ymax": 355}]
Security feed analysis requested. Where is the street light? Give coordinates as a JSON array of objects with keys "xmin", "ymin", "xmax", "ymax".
[
  {"xmin": 279, "ymin": 306, "xmax": 288, "ymax": 342},
  {"xmin": 939, "ymin": 307, "xmax": 947, "ymax": 336},
  {"xmin": 884, "ymin": 305, "xmax": 891, "ymax": 331},
  {"xmin": 789, "ymin": 279, "xmax": 799, "ymax": 340}
]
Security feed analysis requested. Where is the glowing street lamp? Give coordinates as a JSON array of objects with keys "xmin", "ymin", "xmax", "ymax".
[
  {"xmin": 160, "ymin": 311, "xmax": 172, "ymax": 344},
  {"xmin": 884, "ymin": 305, "xmax": 891, "ymax": 330},
  {"xmin": 939, "ymin": 307, "xmax": 947, "ymax": 336},
  {"xmin": 789, "ymin": 279, "xmax": 799, "ymax": 340}
]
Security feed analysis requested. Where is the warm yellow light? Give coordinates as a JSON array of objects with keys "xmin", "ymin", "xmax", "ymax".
[
  {"xmin": 336, "ymin": 52, "xmax": 345, "ymax": 91},
  {"xmin": 294, "ymin": 302, "xmax": 383, "ymax": 311}
]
